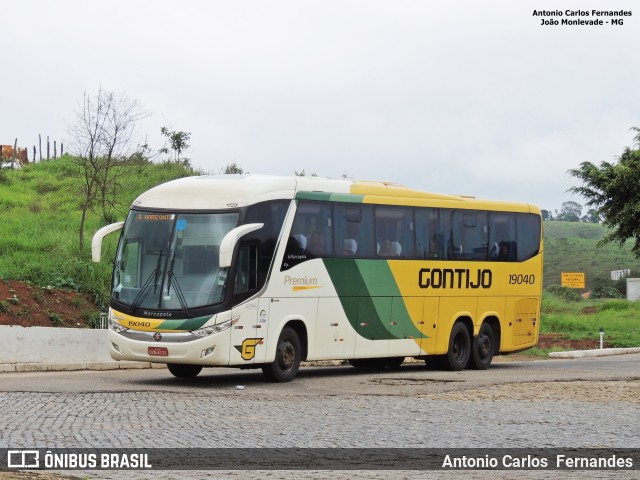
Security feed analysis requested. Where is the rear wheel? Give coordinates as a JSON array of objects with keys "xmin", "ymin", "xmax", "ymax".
[
  {"xmin": 469, "ymin": 323, "xmax": 495, "ymax": 370},
  {"xmin": 167, "ymin": 363, "xmax": 203, "ymax": 378},
  {"xmin": 262, "ymin": 327, "xmax": 302, "ymax": 382},
  {"xmin": 443, "ymin": 322, "xmax": 470, "ymax": 371}
]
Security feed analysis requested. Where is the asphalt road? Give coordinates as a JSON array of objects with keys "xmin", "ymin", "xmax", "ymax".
[{"xmin": 1, "ymin": 354, "xmax": 639, "ymax": 479}]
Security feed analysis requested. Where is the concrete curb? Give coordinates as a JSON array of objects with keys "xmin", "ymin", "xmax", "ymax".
[
  {"xmin": 0, "ymin": 361, "xmax": 167, "ymax": 373},
  {"xmin": 548, "ymin": 347, "xmax": 640, "ymax": 358}
]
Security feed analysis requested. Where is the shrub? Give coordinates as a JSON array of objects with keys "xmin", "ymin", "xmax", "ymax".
[
  {"xmin": 545, "ymin": 284, "xmax": 582, "ymax": 302},
  {"xmin": 591, "ymin": 277, "xmax": 621, "ymax": 299}
]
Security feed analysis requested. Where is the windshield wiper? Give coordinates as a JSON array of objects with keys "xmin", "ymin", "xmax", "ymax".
[
  {"xmin": 167, "ymin": 271, "xmax": 192, "ymax": 318},
  {"xmin": 128, "ymin": 250, "xmax": 164, "ymax": 313}
]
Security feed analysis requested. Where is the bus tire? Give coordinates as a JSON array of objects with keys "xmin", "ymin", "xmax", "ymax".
[
  {"xmin": 444, "ymin": 322, "xmax": 470, "ymax": 371},
  {"xmin": 167, "ymin": 363, "xmax": 203, "ymax": 378},
  {"xmin": 262, "ymin": 327, "xmax": 301, "ymax": 382},
  {"xmin": 469, "ymin": 323, "xmax": 495, "ymax": 370}
]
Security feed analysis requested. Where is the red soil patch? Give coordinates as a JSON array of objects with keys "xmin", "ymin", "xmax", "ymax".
[
  {"xmin": 0, "ymin": 280, "xmax": 98, "ymax": 328},
  {"xmin": 537, "ymin": 333, "xmax": 603, "ymax": 351}
]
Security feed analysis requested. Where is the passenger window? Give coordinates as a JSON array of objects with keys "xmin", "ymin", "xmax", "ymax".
[
  {"xmin": 281, "ymin": 201, "xmax": 332, "ymax": 270},
  {"xmin": 489, "ymin": 212, "xmax": 517, "ymax": 261},
  {"xmin": 333, "ymin": 204, "xmax": 374, "ymax": 257},
  {"xmin": 517, "ymin": 214, "xmax": 541, "ymax": 261},
  {"xmin": 416, "ymin": 208, "xmax": 443, "ymax": 259},
  {"xmin": 451, "ymin": 210, "xmax": 488, "ymax": 260},
  {"xmin": 375, "ymin": 205, "xmax": 414, "ymax": 258}
]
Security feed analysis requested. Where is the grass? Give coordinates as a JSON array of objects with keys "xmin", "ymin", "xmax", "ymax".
[
  {"xmin": 0, "ymin": 155, "xmax": 195, "ymax": 305},
  {"xmin": 520, "ymin": 291, "xmax": 640, "ymax": 357}
]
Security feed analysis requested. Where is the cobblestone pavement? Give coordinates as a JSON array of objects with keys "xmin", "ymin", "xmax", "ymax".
[{"xmin": 1, "ymin": 354, "xmax": 639, "ymax": 479}]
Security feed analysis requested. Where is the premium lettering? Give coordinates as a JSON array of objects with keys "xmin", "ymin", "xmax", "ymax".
[
  {"xmin": 284, "ymin": 275, "xmax": 318, "ymax": 286},
  {"xmin": 418, "ymin": 268, "xmax": 492, "ymax": 289}
]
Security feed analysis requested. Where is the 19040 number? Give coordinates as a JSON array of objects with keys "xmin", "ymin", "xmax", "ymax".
[{"xmin": 509, "ymin": 274, "xmax": 535, "ymax": 285}]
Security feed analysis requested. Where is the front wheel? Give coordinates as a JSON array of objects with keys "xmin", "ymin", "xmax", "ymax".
[
  {"xmin": 262, "ymin": 327, "xmax": 302, "ymax": 382},
  {"xmin": 469, "ymin": 323, "xmax": 495, "ymax": 370},
  {"xmin": 443, "ymin": 322, "xmax": 471, "ymax": 371},
  {"xmin": 167, "ymin": 363, "xmax": 203, "ymax": 378}
]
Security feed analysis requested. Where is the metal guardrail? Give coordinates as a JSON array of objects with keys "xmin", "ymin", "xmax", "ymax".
[{"xmin": 99, "ymin": 308, "xmax": 108, "ymax": 329}]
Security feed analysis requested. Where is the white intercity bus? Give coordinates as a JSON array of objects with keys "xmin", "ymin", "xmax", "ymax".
[{"xmin": 92, "ymin": 175, "xmax": 543, "ymax": 381}]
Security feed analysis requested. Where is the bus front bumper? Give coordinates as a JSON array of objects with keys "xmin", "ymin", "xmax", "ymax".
[{"xmin": 108, "ymin": 328, "xmax": 232, "ymax": 365}]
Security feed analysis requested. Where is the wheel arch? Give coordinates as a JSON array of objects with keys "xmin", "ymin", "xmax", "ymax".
[
  {"xmin": 283, "ymin": 319, "xmax": 309, "ymax": 361},
  {"xmin": 456, "ymin": 315, "xmax": 474, "ymax": 340},
  {"xmin": 481, "ymin": 315, "xmax": 501, "ymax": 354}
]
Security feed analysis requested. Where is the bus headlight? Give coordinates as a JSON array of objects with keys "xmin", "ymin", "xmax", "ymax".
[
  {"xmin": 109, "ymin": 318, "xmax": 129, "ymax": 333},
  {"xmin": 191, "ymin": 316, "xmax": 239, "ymax": 337}
]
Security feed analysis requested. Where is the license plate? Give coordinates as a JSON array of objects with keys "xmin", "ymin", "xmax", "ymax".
[{"xmin": 148, "ymin": 346, "xmax": 168, "ymax": 357}]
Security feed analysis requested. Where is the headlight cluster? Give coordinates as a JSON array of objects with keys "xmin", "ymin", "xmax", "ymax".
[
  {"xmin": 190, "ymin": 316, "xmax": 239, "ymax": 338},
  {"xmin": 109, "ymin": 318, "xmax": 129, "ymax": 333}
]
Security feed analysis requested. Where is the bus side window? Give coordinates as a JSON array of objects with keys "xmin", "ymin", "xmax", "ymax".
[
  {"xmin": 280, "ymin": 201, "xmax": 333, "ymax": 270},
  {"xmin": 333, "ymin": 204, "xmax": 374, "ymax": 257},
  {"xmin": 489, "ymin": 212, "xmax": 517, "ymax": 261},
  {"xmin": 517, "ymin": 213, "xmax": 541, "ymax": 261},
  {"xmin": 415, "ymin": 208, "xmax": 440, "ymax": 259},
  {"xmin": 234, "ymin": 243, "xmax": 258, "ymax": 298}
]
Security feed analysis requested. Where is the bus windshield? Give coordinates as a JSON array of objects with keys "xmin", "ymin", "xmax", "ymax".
[{"xmin": 112, "ymin": 210, "xmax": 239, "ymax": 313}]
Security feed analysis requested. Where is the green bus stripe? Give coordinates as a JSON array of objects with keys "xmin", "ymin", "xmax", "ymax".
[
  {"xmin": 296, "ymin": 191, "xmax": 364, "ymax": 203},
  {"xmin": 157, "ymin": 315, "xmax": 211, "ymax": 331},
  {"xmin": 323, "ymin": 259, "xmax": 424, "ymax": 340}
]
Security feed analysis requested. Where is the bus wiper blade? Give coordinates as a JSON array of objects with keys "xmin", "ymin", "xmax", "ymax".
[
  {"xmin": 129, "ymin": 268, "xmax": 161, "ymax": 313},
  {"xmin": 167, "ymin": 271, "xmax": 192, "ymax": 318}
]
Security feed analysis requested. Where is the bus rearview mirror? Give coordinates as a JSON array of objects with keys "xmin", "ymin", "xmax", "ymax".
[{"xmin": 219, "ymin": 223, "xmax": 264, "ymax": 268}]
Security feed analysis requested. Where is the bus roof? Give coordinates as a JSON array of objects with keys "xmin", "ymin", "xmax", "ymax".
[{"xmin": 131, "ymin": 174, "xmax": 540, "ymax": 214}]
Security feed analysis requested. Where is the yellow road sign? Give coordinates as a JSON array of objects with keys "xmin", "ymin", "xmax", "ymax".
[{"xmin": 561, "ymin": 272, "xmax": 585, "ymax": 289}]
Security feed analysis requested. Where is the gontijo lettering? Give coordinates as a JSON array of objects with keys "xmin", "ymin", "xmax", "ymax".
[{"xmin": 419, "ymin": 268, "xmax": 492, "ymax": 289}]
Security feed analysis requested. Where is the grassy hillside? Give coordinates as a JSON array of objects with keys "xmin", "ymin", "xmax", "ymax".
[
  {"xmin": 0, "ymin": 156, "xmax": 195, "ymax": 304},
  {"xmin": 543, "ymin": 221, "xmax": 640, "ymax": 289}
]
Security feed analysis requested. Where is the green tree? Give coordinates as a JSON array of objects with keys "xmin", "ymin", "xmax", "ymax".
[
  {"xmin": 223, "ymin": 162, "xmax": 244, "ymax": 174},
  {"xmin": 555, "ymin": 201, "xmax": 582, "ymax": 222},
  {"xmin": 295, "ymin": 169, "xmax": 318, "ymax": 177},
  {"xmin": 569, "ymin": 127, "xmax": 640, "ymax": 255},
  {"xmin": 581, "ymin": 208, "xmax": 600, "ymax": 223},
  {"xmin": 159, "ymin": 127, "xmax": 191, "ymax": 165}
]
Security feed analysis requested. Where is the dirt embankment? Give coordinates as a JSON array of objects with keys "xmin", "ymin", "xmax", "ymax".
[{"xmin": 0, "ymin": 280, "xmax": 98, "ymax": 328}]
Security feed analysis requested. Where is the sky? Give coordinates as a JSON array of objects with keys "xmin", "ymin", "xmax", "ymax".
[{"xmin": 2, "ymin": 0, "xmax": 639, "ymax": 213}]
